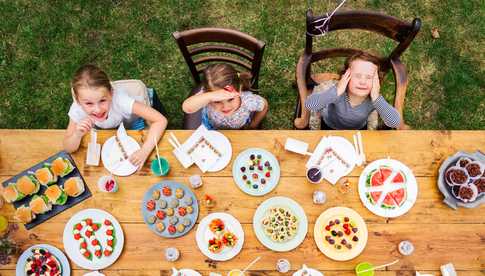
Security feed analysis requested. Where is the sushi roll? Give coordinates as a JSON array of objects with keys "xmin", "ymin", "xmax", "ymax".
[
  {"xmin": 15, "ymin": 205, "xmax": 35, "ymax": 224},
  {"xmin": 50, "ymin": 157, "xmax": 74, "ymax": 177},
  {"xmin": 158, "ymin": 199, "xmax": 167, "ymax": 209},
  {"xmin": 2, "ymin": 183, "xmax": 25, "ymax": 203},
  {"xmin": 45, "ymin": 185, "xmax": 68, "ymax": 205},
  {"xmin": 34, "ymin": 167, "xmax": 57, "ymax": 186},
  {"xmin": 156, "ymin": 222, "xmax": 165, "ymax": 232},
  {"xmin": 175, "ymin": 188, "xmax": 184, "ymax": 199},
  {"xmin": 16, "ymin": 175, "xmax": 40, "ymax": 196},
  {"xmin": 184, "ymin": 197, "xmax": 193, "ymax": 206},
  {"xmin": 176, "ymin": 224, "xmax": 185, "ymax": 233},
  {"xmin": 29, "ymin": 195, "xmax": 52, "ymax": 215},
  {"xmin": 63, "ymin": 177, "xmax": 85, "ymax": 197}
]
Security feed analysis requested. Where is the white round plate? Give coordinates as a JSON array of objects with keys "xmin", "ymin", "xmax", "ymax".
[
  {"xmin": 358, "ymin": 159, "xmax": 418, "ymax": 218},
  {"xmin": 63, "ymin": 208, "xmax": 124, "ymax": 270},
  {"xmin": 232, "ymin": 148, "xmax": 281, "ymax": 196},
  {"xmin": 16, "ymin": 244, "xmax": 70, "ymax": 276},
  {"xmin": 196, "ymin": 212, "xmax": 244, "ymax": 261},
  {"xmin": 207, "ymin": 131, "xmax": 232, "ymax": 172},
  {"xmin": 253, "ymin": 196, "xmax": 307, "ymax": 252},
  {"xmin": 101, "ymin": 136, "xmax": 140, "ymax": 176},
  {"xmin": 314, "ymin": 207, "xmax": 368, "ymax": 261}
]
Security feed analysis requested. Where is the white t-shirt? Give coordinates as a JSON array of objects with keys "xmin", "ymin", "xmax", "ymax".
[{"xmin": 68, "ymin": 87, "xmax": 142, "ymax": 129}]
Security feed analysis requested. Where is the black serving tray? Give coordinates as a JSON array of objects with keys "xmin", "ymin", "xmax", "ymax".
[{"xmin": 2, "ymin": 151, "xmax": 91, "ymax": 229}]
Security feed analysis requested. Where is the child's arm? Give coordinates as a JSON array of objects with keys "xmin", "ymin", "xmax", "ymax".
[
  {"xmin": 248, "ymin": 98, "xmax": 269, "ymax": 129},
  {"xmin": 305, "ymin": 70, "xmax": 350, "ymax": 112},
  {"xmin": 128, "ymin": 102, "xmax": 168, "ymax": 167},
  {"xmin": 182, "ymin": 90, "xmax": 236, "ymax": 114},
  {"xmin": 63, "ymin": 117, "xmax": 94, "ymax": 153},
  {"xmin": 370, "ymin": 74, "xmax": 401, "ymax": 128}
]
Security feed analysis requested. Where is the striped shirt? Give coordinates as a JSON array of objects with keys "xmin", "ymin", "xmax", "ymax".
[{"xmin": 305, "ymin": 85, "xmax": 401, "ymax": 129}]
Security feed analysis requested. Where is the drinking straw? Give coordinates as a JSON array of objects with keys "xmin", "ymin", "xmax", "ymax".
[
  {"xmin": 154, "ymin": 137, "xmax": 162, "ymax": 174},
  {"xmin": 242, "ymin": 256, "xmax": 262, "ymax": 273}
]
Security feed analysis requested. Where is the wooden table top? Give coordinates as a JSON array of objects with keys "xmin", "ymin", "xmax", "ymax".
[{"xmin": 0, "ymin": 130, "xmax": 484, "ymax": 276}]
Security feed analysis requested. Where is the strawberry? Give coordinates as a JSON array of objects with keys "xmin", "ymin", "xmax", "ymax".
[
  {"xmin": 265, "ymin": 172, "xmax": 271, "ymax": 178},
  {"xmin": 74, "ymin": 233, "xmax": 81, "ymax": 240},
  {"xmin": 325, "ymin": 225, "xmax": 331, "ymax": 231}
]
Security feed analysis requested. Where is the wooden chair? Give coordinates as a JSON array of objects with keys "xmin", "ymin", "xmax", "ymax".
[
  {"xmin": 294, "ymin": 10, "xmax": 421, "ymax": 130},
  {"xmin": 172, "ymin": 28, "xmax": 266, "ymax": 129}
]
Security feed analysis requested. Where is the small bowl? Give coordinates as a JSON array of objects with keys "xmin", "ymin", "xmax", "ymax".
[
  {"xmin": 151, "ymin": 157, "xmax": 170, "ymax": 176},
  {"xmin": 97, "ymin": 175, "xmax": 118, "ymax": 192}
]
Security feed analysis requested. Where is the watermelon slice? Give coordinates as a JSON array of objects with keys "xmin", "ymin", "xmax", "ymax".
[{"xmin": 365, "ymin": 166, "xmax": 407, "ymax": 208}]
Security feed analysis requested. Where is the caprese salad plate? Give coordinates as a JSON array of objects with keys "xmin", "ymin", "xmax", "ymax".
[{"xmin": 62, "ymin": 209, "xmax": 124, "ymax": 270}]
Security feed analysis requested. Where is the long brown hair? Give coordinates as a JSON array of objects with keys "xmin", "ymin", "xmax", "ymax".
[
  {"xmin": 71, "ymin": 64, "xmax": 112, "ymax": 100},
  {"xmin": 202, "ymin": 64, "xmax": 252, "ymax": 92}
]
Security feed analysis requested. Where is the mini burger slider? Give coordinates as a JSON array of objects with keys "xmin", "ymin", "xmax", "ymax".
[
  {"xmin": 29, "ymin": 195, "xmax": 52, "ymax": 215},
  {"xmin": 16, "ymin": 175, "xmax": 40, "ymax": 196},
  {"xmin": 45, "ymin": 185, "xmax": 68, "ymax": 205},
  {"xmin": 2, "ymin": 183, "xmax": 25, "ymax": 203},
  {"xmin": 62, "ymin": 177, "xmax": 85, "ymax": 197},
  {"xmin": 51, "ymin": 157, "xmax": 74, "ymax": 177},
  {"xmin": 35, "ymin": 167, "xmax": 57, "ymax": 186},
  {"xmin": 15, "ymin": 206, "xmax": 35, "ymax": 224}
]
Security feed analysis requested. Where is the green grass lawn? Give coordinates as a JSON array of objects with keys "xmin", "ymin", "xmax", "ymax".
[{"xmin": 0, "ymin": 0, "xmax": 483, "ymax": 129}]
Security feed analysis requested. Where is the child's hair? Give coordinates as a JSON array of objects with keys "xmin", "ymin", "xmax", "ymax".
[
  {"xmin": 340, "ymin": 52, "xmax": 381, "ymax": 76},
  {"xmin": 71, "ymin": 64, "xmax": 112, "ymax": 100},
  {"xmin": 202, "ymin": 64, "xmax": 252, "ymax": 92}
]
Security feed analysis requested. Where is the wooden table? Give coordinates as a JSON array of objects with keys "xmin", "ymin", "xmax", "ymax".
[{"xmin": 1, "ymin": 130, "xmax": 484, "ymax": 276}]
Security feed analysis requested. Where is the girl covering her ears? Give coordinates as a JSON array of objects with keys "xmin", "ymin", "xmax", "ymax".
[
  {"xmin": 182, "ymin": 63, "xmax": 268, "ymax": 130},
  {"xmin": 305, "ymin": 52, "xmax": 401, "ymax": 129},
  {"xmin": 63, "ymin": 64, "xmax": 168, "ymax": 167}
]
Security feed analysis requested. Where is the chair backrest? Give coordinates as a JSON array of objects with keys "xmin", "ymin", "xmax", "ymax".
[
  {"xmin": 294, "ymin": 9, "xmax": 421, "ymax": 130},
  {"xmin": 111, "ymin": 79, "xmax": 150, "ymax": 106},
  {"xmin": 305, "ymin": 9, "xmax": 421, "ymax": 74},
  {"xmin": 172, "ymin": 27, "xmax": 266, "ymax": 90}
]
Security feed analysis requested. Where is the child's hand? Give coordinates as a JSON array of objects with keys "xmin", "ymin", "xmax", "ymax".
[
  {"xmin": 337, "ymin": 69, "xmax": 351, "ymax": 95},
  {"xmin": 129, "ymin": 148, "xmax": 150, "ymax": 168},
  {"xmin": 74, "ymin": 117, "xmax": 94, "ymax": 137},
  {"xmin": 209, "ymin": 89, "xmax": 238, "ymax": 102},
  {"xmin": 370, "ymin": 73, "xmax": 380, "ymax": 101}
]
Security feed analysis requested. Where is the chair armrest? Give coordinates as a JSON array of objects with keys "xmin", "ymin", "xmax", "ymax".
[
  {"xmin": 294, "ymin": 54, "xmax": 312, "ymax": 129},
  {"xmin": 183, "ymin": 85, "xmax": 204, "ymax": 129},
  {"xmin": 390, "ymin": 58, "xmax": 411, "ymax": 130}
]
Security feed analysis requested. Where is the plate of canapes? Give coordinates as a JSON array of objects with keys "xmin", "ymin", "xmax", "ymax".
[
  {"xmin": 2, "ymin": 151, "xmax": 91, "ymax": 230},
  {"xmin": 438, "ymin": 151, "xmax": 485, "ymax": 209},
  {"xmin": 314, "ymin": 207, "xmax": 368, "ymax": 261},
  {"xmin": 62, "ymin": 209, "xmax": 124, "ymax": 270},
  {"xmin": 232, "ymin": 148, "xmax": 281, "ymax": 196},
  {"xmin": 253, "ymin": 196, "xmax": 307, "ymax": 252},
  {"xmin": 195, "ymin": 212, "xmax": 244, "ymax": 261},
  {"xmin": 141, "ymin": 181, "xmax": 199, "ymax": 238}
]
